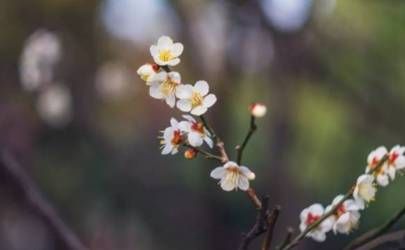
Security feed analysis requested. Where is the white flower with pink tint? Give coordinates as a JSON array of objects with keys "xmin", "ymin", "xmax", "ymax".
[
  {"xmin": 180, "ymin": 115, "xmax": 213, "ymax": 148},
  {"xmin": 326, "ymin": 195, "xmax": 361, "ymax": 234},
  {"xmin": 249, "ymin": 103, "xmax": 267, "ymax": 118},
  {"xmin": 176, "ymin": 80, "xmax": 217, "ymax": 115},
  {"xmin": 137, "ymin": 63, "xmax": 159, "ymax": 84},
  {"xmin": 385, "ymin": 145, "xmax": 405, "ymax": 180},
  {"xmin": 210, "ymin": 161, "xmax": 255, "ymax": 191},
  {"xmin": 365, "ymin": 146, "xmax": 389, "ymax": 187},
  {"xmin": 160, "ymin": 118, "xmax": 184, "ymax": 155},
  {"xmin": 299, "ymin": 204, "xmax": 334, "ymax": 242}
]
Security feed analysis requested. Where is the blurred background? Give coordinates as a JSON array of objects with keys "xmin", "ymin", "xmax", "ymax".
[{"xmin": 0, "ymin": 0, "xmax": 404, "ymax": 249}]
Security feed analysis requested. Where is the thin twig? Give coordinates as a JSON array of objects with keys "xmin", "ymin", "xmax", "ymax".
[
  {"xmin": 353, "ymin": 230, "xmax": 405, "ymax": 250},
  {"xmin": 246, "ymin": 188, "xmax": 263, "ymax": 210},
  {"xmin": 0, "ymin": 151, "xmax": 88, "ymax": 250},
  {"xmin": 236, "ymin": 116, "xmax": 257, "ymax": 165},
  {"xmin": 277, "ymin": 227, "xmax": 294, "ymax": 250},
  {"xmin": 281, "ymin": 154, "xmax": 389, "ymax": 250},
  {"xmin": 344, "ymin": 205, "xmax": 405, "ymax": 250},
  {"xmin": 199, "ymin": 115, "xmax": 229, "ymax": 163},
  {"xmin": 238, "ymin": 196, "xmax": 270, "ymax": 250},
  {"xmin": 261, "ymin": 206, "xmax": 281, "ymax": 250},
  {"xmin": 182, "ymin": 144, "xmax": 223, "ymax": 162}
]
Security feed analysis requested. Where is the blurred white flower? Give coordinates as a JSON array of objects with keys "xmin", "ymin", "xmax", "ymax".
[
  {"xmin": 366, "ymin": 146, "xmax": 388, "ymax": 173},
  {"xmin": 210, "ymin": 161, "xmax": 255, "ymax": 191},
  {"xmin": 176, "ymin": 80, "xmax": 217, "ymax": 115},
  {"xmin": 160, "ymin": 118, "xmax": 184, "ymax": 155},
  {"xmin": 180, "ymin": 115, "xmax": 213, "ymax": 148},
  {"xmin": 299, "ymin": 203, "xmax": 334, "ymax": 242},
  {"xmin": 386, "ymin": 145, "xmax": 405, "ymax": 180},
  {"xmin": 137, "ymin": 63, "xmax": 159, "ymax": 84},
  {"xmin": 326, "ymin": 195, "xmax": 361, "ymax": 234},
  {"xmin": 20, "ymin": 29, "xmax": 61, "ymax": 91},
  {"xmin": 149, "ymin": 71, "xmax": 181, "ymax": 108},
  {"xmin": 95, "ymin": 62, "xmax": 135, "ymax": 100},
  {"xmin": 353, "ymin": 174, "xmax": 376, "ymax": 209},
  {"xmin": 249, "ymin": 103, "xmax": 267, "ymax": 118},
  {"xmin": 150, "ymin": 36, "xmax": 183, "ymax": 66},
  {"xmin": 365, "ymin": 146, "xmax": 390, "ymax": 186},
  {"xmin": 36, "ymin": 84, "xmax": 72, "ymax": 127}
]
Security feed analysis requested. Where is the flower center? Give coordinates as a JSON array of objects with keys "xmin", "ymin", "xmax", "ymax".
[
  {"xmin": 171, "ymin": 130, "xmax": 182, "ymax": 145},
  {"xmin": 306, "ymin": 212, "xmax": 320, "ymax": 226},
  {"xmin": 370, "ymin": 157, "xmax": 380, "ymax": 169},
  {"xmin": 191, "ymin": 92, "xmax": 203, "ymax": 108},
  {"xmin": 191, "ymin": 122, "xmax": 204, "ymax": 134},
  {"xmin": 160, "ymin": 78, "xmax": 178, "ymax": 96},
  {"xmin": 159, "ymin": 50, "xmax": 173, "ymax": 62},
  {"xmin": 336, "ymin": 204, "xmax": 346, "ymax": 217},
  {"xmin": 389, "ymin": 152, "xmax": 399, "ymax": 165}
]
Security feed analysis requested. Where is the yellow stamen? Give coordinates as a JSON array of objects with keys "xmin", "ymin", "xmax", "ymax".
[
  {"xmin": 159, "ymin": 50, "xmax": 173, "ymax": 62},
  {"xmin": 160, "ymin": 78, "xmax": 177, "ymax": 96},
  {"xmin": 191, "ymin": 92, "xmax": 203, "ymax": 108}
]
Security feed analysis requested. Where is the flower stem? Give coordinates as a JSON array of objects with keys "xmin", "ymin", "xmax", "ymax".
[
  {"xmin": 236, "ymin": 116, "xmax": 257, "ymax": 165},
  {"xmin": 343, "ymin": 205, "xmax": 405, "ymax": 250},
  {"xmin": 182, "ymin": 144, "xmax": 223, "ymax": 162},
  {"xmin": 281, "ymin": 154, "xmax": 389, "ymax": 250},
  {"xmin": 199, "ymin": 115, "xmax": 229, "ymax": 163}
]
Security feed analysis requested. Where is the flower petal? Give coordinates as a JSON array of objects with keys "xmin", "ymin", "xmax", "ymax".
[
  {"xmin": 150, "ymin": 45, "xmax": 158, "ymax": 57},
  {"xmin": 157, "ymin": 36, "xmax": 173, "ymax": 48},
  {"xmin": 171, "ymin": 43, "xmax": 184, "ymax": 57},
  {"xmin": 149, "ymin": 84, "xmax": 163, "ymax": 99},
  {"xmin": 188, "ymin": 132, "xmax": 203, "ymax": 147},
  {"xmin": 194, "ymin": 80, "xmax": 209, "ymax": 96},
  {"xmin": 176, "ymin": 84, "xmax": 193, "ymax": 99},
  {"xmin": 238, "ymin": 176, "xmax": 249, "ymax": 191},
  {"xmin": 176, "ymin": 99, "xmax": 192, "ymax": 112},
  {"xmin": 165, "ymin": 94, "xmax": 176, "ymax": 108},
  {"xmin": 210, "ymin": 167, "xmax": 225, "ymax": 179},
  {"xmin": 203, "ymin": 94, "xmax": 217, "ymax": 108},
  {"xmin": 167, "ymin": 58, "xmax": 180, "ymax": 66},
  {"xmin": 240, "ymin": 166, "xmax": 255, "ymax": 180},
  {"xmin": 191, "ymin": 106, "xmax": 207, "ymax": 116}
]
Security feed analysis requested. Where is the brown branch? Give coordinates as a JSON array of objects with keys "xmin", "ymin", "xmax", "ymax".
[
  {"xmin": 353, "ymin": 230, "xmax": 405, "ymax": 250},
  {"xmin": 199, "ymin": 115, "xmax": 229, "ymax": 163},
  {"xmin": 344, "ymin": 205, "xmax": 405, "ymax": 250},
  {"xmin": 277, "ymin": 227, "xmax": 294, "ymax": 250},
  {"xmin": 236, "ymin": 116, "xmax": 257, "ymax": 165},
  {"xmin": 238, "ymin": 196, "xmax": 270, "ymax": 250},
  {"xmin": 281, "ymin": 154, "xmax": 389, "ymax": 250},
  {"xmin": 246, "ymin": 188, "xmax": 263, "ymax": 210},
  {"xmin": 182, "ymin": 144, "xmax": 223, "ymax": 162},
  {"xmin": 0, "ymin": 151, "xmax": 88, "ymax": 250},
  {"xmin": 261, "ymin": 206, "xmax": 281, "ymax": 250}
]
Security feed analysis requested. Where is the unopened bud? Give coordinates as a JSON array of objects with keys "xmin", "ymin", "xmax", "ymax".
[
  {"xmin": 184, "ymin": 148, "xmax": 198, "ymax": 159},
  {"xmin": 249, "ymin": 103, "xmax": 267, "ymax": 118}
]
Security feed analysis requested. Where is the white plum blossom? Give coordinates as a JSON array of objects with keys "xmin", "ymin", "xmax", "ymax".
[
  {"xmin": 353, "ymin": 174, "xmax": 377, "ymax": 209},
  {"xmin": 180, "ymin": 115, "xmax": 213, "ymax": 148},
  {"xmin": 326, "ymin": 195, "xmax": 361, "ymax": 234},
  {"xmin": 385, "ymin": 145, "xmax": 405, "ymax": 180},
  {"xmin": 176, "ymin": 80, "xmax": 217, "ymax": 115},
  {"xmin": 249, "ymin": 103, "xmax": 267, "ymax": 118},
  {"xmin": 160, "ymin": 118, "xmax": 184, "ymax": 155},
  {"xmin": 149, "ymin": 71, "xmax": 181, "ymax": 108},
  {"xmin": 150, "ymin": 36, "xmax": 183, "ymax": 66},
  {"xmin": 365, "ymin": 146, "xmax": 390, "ymax": 187},
  {"xmin": 299, "ymin": 204, "xmax": 334, "ymax": 242},
  {"xmin": 210, "ymin": 161, "xmax": 255, "ymax": 191},
  {"xmin": 137, "ymin": 63, "xmax": 159, "ymax": 84}
]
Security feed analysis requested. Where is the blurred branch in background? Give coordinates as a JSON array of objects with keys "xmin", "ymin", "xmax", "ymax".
[{"xmin": 0, "ymin": 151, "xmax": 87, "ymax": 250}]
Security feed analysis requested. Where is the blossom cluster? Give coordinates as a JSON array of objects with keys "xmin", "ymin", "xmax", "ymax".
[
  {"xmin": 299, "ymin": 145, "xmax": 405, "ymax": 242},
  {"xmin": 137, "ymin": 36, "xmax": 261, "ymax": 192},
  {"xmin": 137, "ymin": 36, "xmax": 216, "ymax": 114}
]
